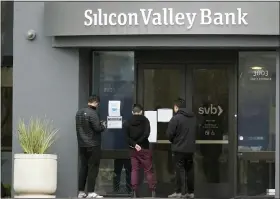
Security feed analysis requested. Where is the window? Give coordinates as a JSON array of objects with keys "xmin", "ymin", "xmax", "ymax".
[
  {"xmin": 1, "ymin": 1, "xmax": 14, "ymax": 195},
  {"xmin": 238, "ymin": 52, "xmax": 276, "ymax": 152},
  {"xmin": 238, "ymin": 51, "xmax": 276, "ymax": 196},
  {"xmin": 91, "ymin": 52, "xmax": 134, "ymax": 194},
  {"xmin": 92, "ymin": 51, "xmax": 135, "ymax": 150}
]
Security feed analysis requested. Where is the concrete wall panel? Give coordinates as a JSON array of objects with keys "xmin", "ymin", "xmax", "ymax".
[{"xmin": 13, "ymin": 2, "xmax": 81, "ymax": 197}]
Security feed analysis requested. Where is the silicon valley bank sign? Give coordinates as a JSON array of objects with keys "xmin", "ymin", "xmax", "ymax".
[{"xmin": 84, "ymin": 8, "xmax": 248, "ymax": 28}]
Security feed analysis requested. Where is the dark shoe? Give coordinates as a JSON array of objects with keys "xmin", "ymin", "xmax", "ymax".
[{"xmin": 152, "ymin": 190, "xmax": 156, "ymax": 198}]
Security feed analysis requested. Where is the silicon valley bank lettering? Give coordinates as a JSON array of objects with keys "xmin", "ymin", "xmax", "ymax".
[{"xmin": 84, "ymin": 8, "xmax": 248, "ymax": 28}]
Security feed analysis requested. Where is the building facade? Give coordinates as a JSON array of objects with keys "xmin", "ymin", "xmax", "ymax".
[{"xmin": 11, "ymin": 2, "xmax": 279, "ymax": 198}]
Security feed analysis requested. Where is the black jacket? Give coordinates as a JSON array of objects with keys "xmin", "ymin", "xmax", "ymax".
[
  {"xmin": 166, "ymin": 108, "xmax": 197, "ymax": 153},
  {"xmin": 124, "ymin": 115, "xmax": 150, "ymax": 149},
  {"xmin": 75, "ymin": 106, "xmax": 105, "ymax": 147}
]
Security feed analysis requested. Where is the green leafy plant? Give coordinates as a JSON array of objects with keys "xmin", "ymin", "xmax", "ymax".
[
  {"xmin": 3, "ymin": 184, "xmax": 11, "ymax": 197},
  {"xmin": 17, "ymin": 117, "xmax": 58, "ymax": 154}
]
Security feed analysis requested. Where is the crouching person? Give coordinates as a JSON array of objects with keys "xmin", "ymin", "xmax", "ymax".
[{"xmin": 124, "ymin": 104, "xmax": 156, "ymax": 198}]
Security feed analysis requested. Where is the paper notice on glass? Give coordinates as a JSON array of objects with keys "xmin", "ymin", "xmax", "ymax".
[
  {"xmin": 108, "ymin": 100, "xmax": 121, "ymax": 116},
  {"xmin": 157, "ymin": 108, "xmax": 173, "ymax": 122},
  {"xmin": 107, "ymin": 116, "xmax": 122, "ymax": 129},
  {"xmin": 144, "ymin": 111, "xmax": 157, "ymax": 143}
]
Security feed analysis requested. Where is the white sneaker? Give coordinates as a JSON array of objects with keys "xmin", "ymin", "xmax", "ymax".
[
  {"xmin": 86, "ymin": 192, "xmax": 103, "ymax": 198},
  {"xmin": 168, "ymin": 192, "xmax": 181, "ymax": 198},
  {"xmin": 78, "ymin": 191, "xmax": 87, "ymax": 198},
  {"xmin": 186, "ymin": 193, "xmax": 194, "ymax": 198}
]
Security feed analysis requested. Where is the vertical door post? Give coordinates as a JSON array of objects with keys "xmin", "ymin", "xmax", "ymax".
[{"xmin": 275, "ymin": 49, "xmax": 280, "ymax": 199}]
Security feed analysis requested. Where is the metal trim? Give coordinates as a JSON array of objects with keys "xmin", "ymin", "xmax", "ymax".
[
  {"xmin": 52, "ymin": 35, "xmax": 280, "ymax": 48},
  {"xmin": 275, "ymin": 49, "xmax": 280, "ymax": 198},
  {"xmin": 156, "ymin": 139, "xmax": 229, "ymax": 144}
]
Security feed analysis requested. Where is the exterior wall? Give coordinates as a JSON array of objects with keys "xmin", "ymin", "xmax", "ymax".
[
  {"xmin": 12, "ymin": 2, "xmax": 87, "ymax": 197},
  {"xmin": 44, "ymin": 2, "xmax": 279, "ymax": 36}
]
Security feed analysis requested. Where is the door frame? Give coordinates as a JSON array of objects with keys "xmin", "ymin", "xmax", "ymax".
[{"xmin": 136, "ymin": 62, "xmax": 238, "ymax": 198}]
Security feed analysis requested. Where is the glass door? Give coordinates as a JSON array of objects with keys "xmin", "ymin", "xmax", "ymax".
[
  {"xmin": 191, "ymin": 65, "xmax": 236, "ymax": 198},
  {"xmin": 136, "ymin": 63, "xmax": 236, "ymax": 198},
  {"xmin": 137, "ymin": 64, "xmax": 186, "ymax": 197}
]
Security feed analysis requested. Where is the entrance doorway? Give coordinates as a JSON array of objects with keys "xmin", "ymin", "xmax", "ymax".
[{"xmin": 137, "ymin": 63, "xmax": 236, "ymax": 198}]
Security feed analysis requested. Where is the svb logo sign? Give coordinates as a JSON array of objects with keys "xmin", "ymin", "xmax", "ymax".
[{"xmin": 198, "ymin": 104, "xmax": 223, "ymax": 116}]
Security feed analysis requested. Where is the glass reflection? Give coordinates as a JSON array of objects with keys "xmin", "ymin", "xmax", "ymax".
[
  {"xmin": 238, "ymin": 52, "xmax": 276, "ymax": 152},
  {"xmin": 238, "ymin": 160, "xmax": 275, "ymax": 196},
  {"xmin": 95, "ymin": 159, "xmax": 131, "ymax": 194},
  {"xmin": 95, "ymin": 51, "xmax": 134, "ymax": 150},
  {"xmin": 143, "ymin": 68, "xmax": 184, "ymax": 197},
  {"xmin": 92, "ymin": 52, "xmax": 134, "ymax": 194},
  {"xmin": 193, "ymin": 68, "xmax": 229, "ymax": 184},
  {"xmin": 238, "ymin": 51, "xmax": 276, "ymax": 196},
  {"xmin": 113, "ymin": 159, "xmax": 131, "ymax": 193}
]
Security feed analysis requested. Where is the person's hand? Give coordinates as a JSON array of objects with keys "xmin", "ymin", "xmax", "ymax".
[
  {"xmin": 135, "ymin": 144, "xmax": 142, "ymax": 151},
  {"xmin": 100, "ymin": 121, "xmax": 107, "ymax": 128}
]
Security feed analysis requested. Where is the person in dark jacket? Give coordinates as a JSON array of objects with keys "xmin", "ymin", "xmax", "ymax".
[
  {"xmin": 76, "ymin": 95, "xmax": 106, "ymax": 198},
  {"xmin": 166, "ymin": 98, "xmax": 196, "ymax": 199},
  {"xmin": 124, "ymin": 104, "xmax": 156, "ymax": 198}
]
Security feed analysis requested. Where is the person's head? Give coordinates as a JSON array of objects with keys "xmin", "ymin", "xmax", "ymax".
[
  {"xmin": 132, "ymin": 104, "xmax": 143, "ymax": 115},
  {"xmin": 173, "ymin": 98, "xmax": 185, "ymax": 113},
  {"xmin": 88, "ymin": 95, "xmax": 100, "ymax": 108}
]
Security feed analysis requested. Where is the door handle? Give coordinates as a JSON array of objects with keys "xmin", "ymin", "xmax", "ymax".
[
  {"xmin": 156, "ymin": 140, "xmax": 229, "ymax": 144},
  {"xmin": 196, "ymin": 140, "xmax": 229, "ymax": 144}
]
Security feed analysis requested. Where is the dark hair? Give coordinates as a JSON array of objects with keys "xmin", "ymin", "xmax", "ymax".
[
  {"xmin": 132, "ymin": 104, "xmax": 143, "ymax": 113},
  {"xmin": 88, "ymin": 95, "xmax": 100, "ymax": 103},
  {"xmin": 174, "ymin": 98, "xmax": 185, "ymax": 108}
]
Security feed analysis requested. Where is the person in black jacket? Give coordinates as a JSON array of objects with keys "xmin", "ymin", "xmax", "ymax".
[
  {"xmin": 166, "ymin": 98, "xmax": 196, "ymax": 199},
  {"xmin": 76, "ymin": 95, "xmax": 106, "ymax": 198},
  {"xmin": 124, "ymin": 104, "xmax": 156, "ymax": 198}
]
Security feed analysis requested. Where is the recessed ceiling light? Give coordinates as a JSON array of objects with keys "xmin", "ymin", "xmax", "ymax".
[{"xmin": 251, "ymin": 66, "xmax": 263, "ymax": 70}]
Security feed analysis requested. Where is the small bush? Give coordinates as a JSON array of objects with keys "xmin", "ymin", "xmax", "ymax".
[{"xmin": 17, "ymin": 117, "xmax": 58, "ymax": 154}]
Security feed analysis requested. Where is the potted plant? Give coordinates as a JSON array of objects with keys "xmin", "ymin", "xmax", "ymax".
[{"xmin": 13, "ymin": 117, "xmax": 58, "ymax": 198}]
